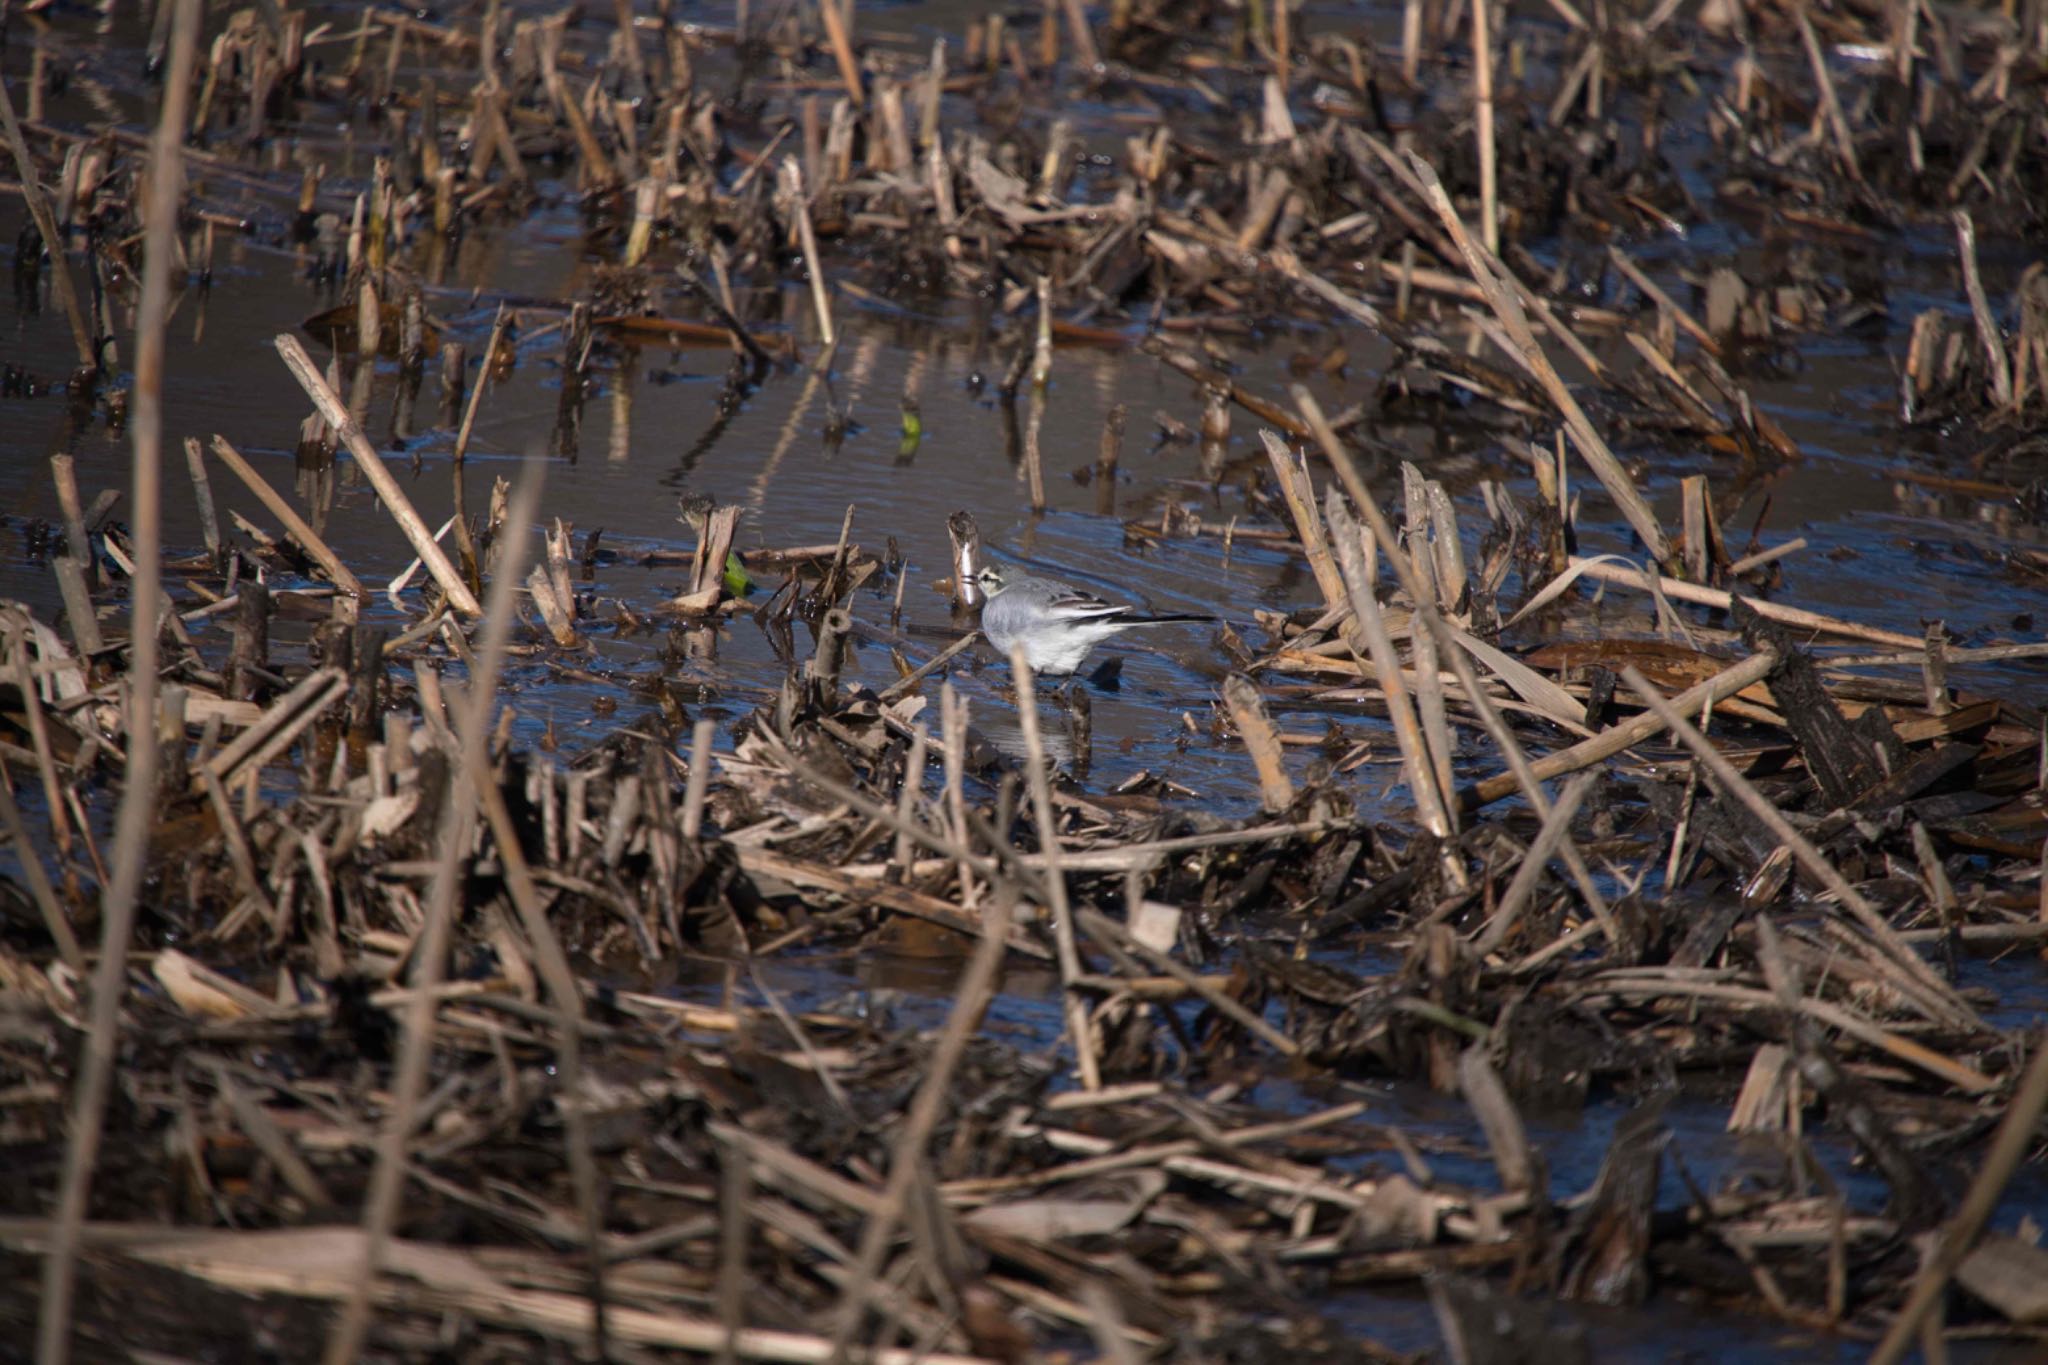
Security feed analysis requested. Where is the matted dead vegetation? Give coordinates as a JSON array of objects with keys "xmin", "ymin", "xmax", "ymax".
[{"xmin": 3, "ymin": 0, "xmax": 2048, "ymax": 1361}]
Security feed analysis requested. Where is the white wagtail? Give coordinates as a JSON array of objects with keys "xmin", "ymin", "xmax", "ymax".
[{"xmin": 975, "ymin": 564, "xmax": 1211, "ymax": 677}]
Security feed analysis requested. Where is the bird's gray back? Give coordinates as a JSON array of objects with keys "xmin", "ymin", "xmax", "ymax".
[{"xmin": 998, "ymin": 572, "xmax": 1092, "ymax": 607}]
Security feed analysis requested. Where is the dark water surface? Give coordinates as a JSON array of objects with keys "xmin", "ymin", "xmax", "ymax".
[{"xmin": 2, "ymin": 2, "xmax": 2046, "ymax": 1359}]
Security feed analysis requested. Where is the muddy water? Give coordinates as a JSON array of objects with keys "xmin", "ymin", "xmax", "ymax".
[{"xmin": 2, "ymin": 3, "xmax": 2046, "ymax": 1358}]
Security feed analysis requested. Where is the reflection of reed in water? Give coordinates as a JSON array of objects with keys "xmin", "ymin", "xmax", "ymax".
[{"xmin": 977, "ymin": 709, "xmax": 1076, "ymax": 774}]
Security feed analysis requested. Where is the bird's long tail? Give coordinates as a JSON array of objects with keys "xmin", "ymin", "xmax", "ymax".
[{"xmin": 1120, "ymin": 612, "xmax": 1216, "ymax": 627}]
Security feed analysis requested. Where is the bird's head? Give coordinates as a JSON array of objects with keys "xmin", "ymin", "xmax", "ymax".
[{"xmin": 974, "ymin": 564, "xmax": 1010, "ymax": 596}]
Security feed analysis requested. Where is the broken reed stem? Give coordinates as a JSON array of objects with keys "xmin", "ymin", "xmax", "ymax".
[
  {"xmin": 715, "ymin": 1129, "xmax": 752, "ymax": 1365},
  {"xmin": 0, "ymin": 68, "xmax": 96, "ymax": 371},
  {"xmin": 0, "ymin": 765, "xmax": 83, "ymax": 970},
  {"xmin": 824, "ymin": 885, "xmax": 1015, "ymax": 1355},
  {"xmin": 1619, "ymin": 667, "xmax": 1978, "ymax": 1021},
  {"xmin": 1401, "ymin": 0, "xmax": 1422, "ymax": 85},
  {"xmin": 206, "ymin": 436, "xmax": 367, "ymax": 601},
  {"xmin": 49, "ymin": 454, "xmax": 95, "ymax": 587},
  {"xmin": 940, "ymin": 681, "xmax": 975, "ymax": 906},
  {"xmin": 782, "ymin": 158, "xmax": 836, "ymax": 352},
  {"xmin": 817, "ymin": 0, "xmax": 864, "ymax": 107},
  {"xmin": 874, "ymin": 629, "xmax": 979, "ymax": 704},
  {"xmin": 1320, "ymin": 484, "xmax": 1455, "ymax": 842},
  {"xmin": 681, "ymin": 716, "xmax": 716, "ymax": 841},
  {"xmin": 1472, "ymin": 0, "xmax": 1497, "ymax": 255},
  {"xmin": 1076, "ymin": 907, "xmax": 1301, "ymax": 1056},
  {"xmin": 461, "ymin": 709, "xmax": 612, "ymax": 1353},
  {"xmin": 1406, "ymin": 154, "xmax": 1672, "ymax": 566},
  {"xmin": 1464, "ymin": 649, "xmax": 1779, "ymax": 809},
  {"xmin": 1223, "ymin": 674, "xmax": 1294, "ymax": 812},
  {"xmin": 444, "ymin": 306, "xmax": 498, "ymax": 590},
  {"xmin": 763, "ymin": 729, "xmax": 1007, "ymax": 885},
  {"xmin": 1010, "ymin": 645, "xmax": 1102, "ymax": 1093},
  {"xmin": 322, "ymin": 469, "xmax": 571, "ymax": 1364},
  {"xmin": 1868, "ymin": 1038, "xmax": 2048, "ymax": 1365},
  {"xmin": 1260, "ymin": 433, "xmax": 1350, "ymax": 620},
  {"xmin": 274, "ymin": 334, "xmax": 483, "ymax": 617},
  {"xmin": 1023, "ymin": 383, "xmax": 1049, "ymax": 513},
  {"xmin": 1533, "ymin": 556, "xmax": 1925, "ymax": 650},
  {"xmin": 1473, "ymin": 772, "xmax": 1594, "ymax": 954},
  {"xmin": 1456, "ymin": 1046, "xmax": 1535, "ymax": 1193},
  {"xmin": 453, "ymin": 304, "xmax": 507, "ymax": 463},
  {"xmin": 37, "ymin": 4, "xmax": 199, "ymax": 1361},
  {"xmin": 1059, "ymin": 0, "xmax": 1102, "ymax": 69},
  {"xmin": 1294, "ymin": 402, "xmax": 1614, "ymax": 929},
  {"xmin": 1953, "ymin": 210, "xmax": 2014, "ymax": 411},
  {"xmin": 946, "ymin": 509, "xmax": 982, "ymax": 610},
  {"xmin": 182, "ymin": 437, "xmax": 221, "ymax": 562},
  {"xmin": 1448, "ymin": 639, "xmax": 1618, "ymax": 941},
  {"xmin": 1795, "ymin": 2, "xmax": 1863, "ymax": 184},
  {"xmin": 890, "ymin": 724, "xmax": 929, "ymax": 876}
]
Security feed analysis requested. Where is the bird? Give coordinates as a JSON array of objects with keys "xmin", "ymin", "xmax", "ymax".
[{"xmin": 975, "ymin": 563, "xmax": 1211, "ymax": 678}]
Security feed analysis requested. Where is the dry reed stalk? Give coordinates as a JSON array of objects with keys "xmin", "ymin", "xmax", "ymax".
[
  {"xmin": 818, "ymin": 0, "xmax": 864, "ymax": 107},
  {"xmin": 0, "ymin": 73, "xmax": 94, "ymax": 371},
  {"xmin": 205, "ymin": 436, "xmax": 367, "ymax": 601},
  {"xmin": 824, "ymin": 886, "xmax": 1016, "ymax": 1358},
  {"xmin": 1260, "ymin": 433, "xmax": 1349, "ymax": 619},
  {"xmin": 1223, "ymin": 674, "xmax": 1294, "ymax": 812},
  {"xmin": 1463, "ymin": 649, "xmax": 1778, "ymax": 810},
  {"xmin": 1472, "ymin": 772, "xmax": 1595, "ymax": 954},
  {"xmin": 760, "ymin": 730, "xmax": 1006, "ymax": 886},
  {"xmin": 1018, "ymin": 820, "xmax": 1340, "ymax": 873},
  {"xmin": 1023, "ymin": 385, "xmax": 1049, "ymax": 512},
  {"xmin": 50, "ymin": 559, "xmax": 100, "ymax": 657},
  {"xmin": 1606, "ymin": 246, "xmax": 1722, "ymax": 356},
  {"xmin": 527, "ymin": 561, "xmax": 578, "ymax": 645},
  {"xmin": 0, "ymin": 765, "xmax": 82, "ymax": 970},
  {"xmin": 1536, "ymin": 556, "xmax": 1924, "ymax": 649},
  {"xmin": 1794, "ymin": 4, "xmax": 1863, "ymax": 184},
  {"xmin": 274, "ymin": 335, "xmax": 483, "ymax": 617},
  {"xmin": 36, "ymin": 4, "xmax": 198, "ymax": 1359},
  {"xmin": 453, "ymin": 304, "xmax": 508, "ymax": 463},
  {"xmin": 1010, "ymin": 646, "xmax": 1102, "ymax": 1092},
  {"xmin": 1726, "ymin": 535, "xmax": 1807, "ymax": 577},
  {"xmin": 1583, "ymin": 972, "xmax": 1993, "ymax": 1093},
  {"xmin": 781, "ymin": 159, "xmax": 836, "ymax": 351},
  {"xmin": 940, "ymin": 681, "xmax": 976, "ymax": 907},
  {"xmin": 49, "ymin": 455, "xmax": 96, "ymax": 586},
  {"xmin": 1869, "ymin": 1039, "xmax": 2048, "ymax": 1365},
  {"xmin": 1439, "ymin": 633, "xmax": 1617, "ymax": 938},
  {"xmin": 1076, "ymin": 908, "xmax": 1300, "ymax": 1056},
  {"xmin": 1395, "ymin": 481, "xmax": 1459, "ymax": 813},
  {"xmin": 1472, "ymin": 0, "xmax": 1498, "ymax": 255},
  {"xmin": 1299, "ymin": 392, "xmax": 1614, "ymax": 927},
  {"xmin": 321, "ymin": 469, "xmax": 549, "ymax": 1364},
  {"xmin": 1619, "ymin": 667, "xmax": 1977, "ymax": 1021},
  {"xmin": 1058, "ymin": 0, "xmax": 1102, "ymax": 68},
  {"xmin": 1323, "ymin": 489, "xmax": 1456, "ymax": 842},
  {"xmin": 197, "ymin": 667, "xmax": 348, "ymax": 791},
  {"xmin": 681, "ymin": 716, "xmax": 716, "ymax": 841},
  {"xmin": 1407, "ymin": 155, "xmax": 1672, "ymax": 566},
  {"xmin": 890, "ymin": 724, "xmax": 930, "ymax": 878},
  {"xmin": 715, "ymin": 1128, "xmax": 753, "ymax": 1365},
  {"xmin": 180, "ymin": 436, "xmax": 221, "ymax": 561},
  {"xmin": 1456, "ymin": 1046, "xmax": 1534, "ymax": 1192},
  {"xmin": 1081, "ymin": 1282, "xmax": 1144, "ymax": 1365},
  {"xmin": 876, "ymin": 631, "xmax": 980, "ymax": 704},
  {"xmin": 1953, "ymin": 210, "xmax": 2015, "ymax": 411}
]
